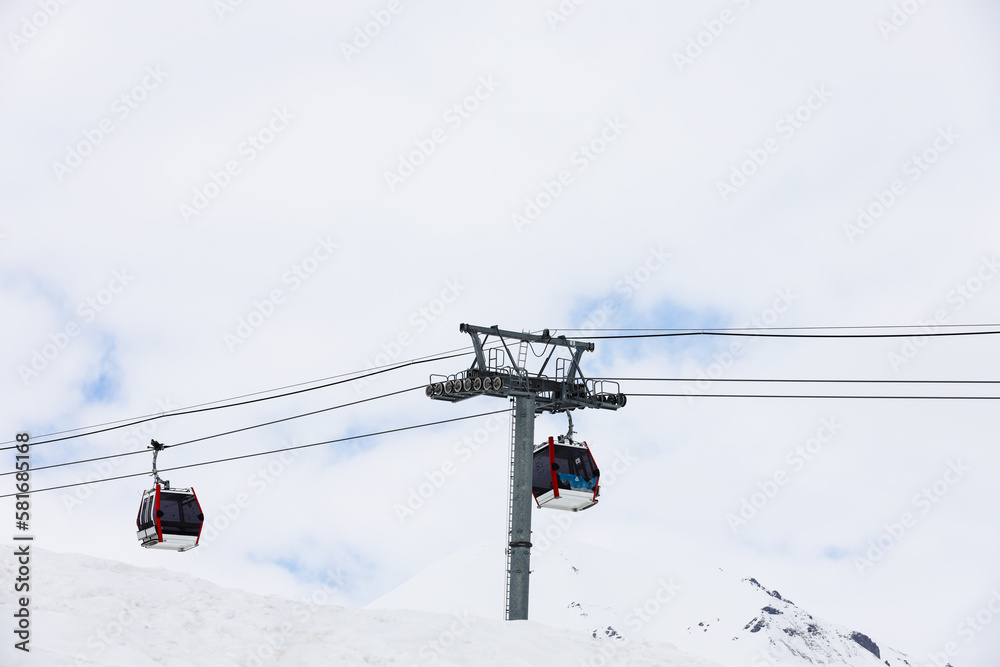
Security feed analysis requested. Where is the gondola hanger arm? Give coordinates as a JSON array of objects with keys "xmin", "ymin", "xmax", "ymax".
[{"xmin": 149, "ymin": 439, "xmax": 169, "ymax": 489}]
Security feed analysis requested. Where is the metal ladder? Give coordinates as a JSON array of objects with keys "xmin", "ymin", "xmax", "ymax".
[
  {"xmin": 503, "ymin": 337, "xmax": 529, "ymax": 620},
  {"xmin": 516, "ymin": 336, "xmax": 529, "ymax": 375}
]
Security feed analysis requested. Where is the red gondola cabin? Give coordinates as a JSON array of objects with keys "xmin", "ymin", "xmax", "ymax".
[
  {"xmin": 532, "ymin": 436, "xmax": 600, "ymax": 511},
  {"xmin": 136, "ymin": 484, "xmax": 204, "ymax": 552}
]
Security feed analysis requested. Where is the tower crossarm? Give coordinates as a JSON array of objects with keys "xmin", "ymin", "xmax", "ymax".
[{"xmin": 429, "ymin": 323, "xmax": 625, "ymax": 414}]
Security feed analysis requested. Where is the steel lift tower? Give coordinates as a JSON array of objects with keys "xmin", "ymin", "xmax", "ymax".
[{"xmin": 426, "ymin": 324, "xmax": 625, "ymax": 620}]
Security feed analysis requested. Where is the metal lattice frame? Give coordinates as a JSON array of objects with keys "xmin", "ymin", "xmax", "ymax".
[{"xmin": 426, "ymin": 324, "xmax": 626, "ymax": 413}]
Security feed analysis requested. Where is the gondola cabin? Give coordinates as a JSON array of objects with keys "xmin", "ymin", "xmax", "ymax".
[
  {"xmin": 136, "ymin": 485, "xmax": 204, "ymax": 552},
  {"xmin": 532, "ymin": 436, "xmax": 600, "ymax": 512}
]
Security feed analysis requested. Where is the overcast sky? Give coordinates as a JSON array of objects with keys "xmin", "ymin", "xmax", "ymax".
[{"xmin": 2, "ymin": 1, "xmax": 999, "ymax": 665}]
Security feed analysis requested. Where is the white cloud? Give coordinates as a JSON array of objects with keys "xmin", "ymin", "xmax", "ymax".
[{"xmin": 3, "ymin": 1, "xmax": 999, "ymax": 664}]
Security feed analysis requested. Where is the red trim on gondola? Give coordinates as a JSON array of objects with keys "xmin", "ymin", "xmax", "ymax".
[
  {"xmin": 191, "ymin": 487, "xmax": 204, "ymax": 546},
  {"xmin": 153, "ymin": 485, "xmax": 163, "ymax": 543},
  {"xmin": 548, "ymin": 436, "xmax": 559, "ymax": 499},
  {"xmin": 587, "ymin": 442, "xmax": 600, "ymax": 502}
]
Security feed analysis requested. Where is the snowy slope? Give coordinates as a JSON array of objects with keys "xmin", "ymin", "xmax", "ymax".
[
  {"xmin": 0, "ymin": 544, "xmax": 720, "ymax": 667},
  {"xmin": 368, "ymin": 539, "xmax": 938, "ymax": 667}
]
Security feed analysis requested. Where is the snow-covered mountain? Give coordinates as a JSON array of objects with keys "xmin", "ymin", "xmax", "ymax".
[
  {"xmin": 0, "ymin": 544, "xmax": 718, "ymax": 667},
  {"xmin": 369, "ymin": 538, "xmax": 939, "ymax": 667},
  {"xmin": 0, "ymin": 539, "xmax": 942, "ymax": 667}
]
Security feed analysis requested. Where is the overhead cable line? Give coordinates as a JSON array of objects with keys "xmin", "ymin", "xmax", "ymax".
[
  {"xmin": 9, "ymin": 326, "xmax": 994, "ymax": 448},
  {"xmin": 628, "ymin": 393, "xmax": 1000, "ymax": 400},
  {"xmin": 553, "ymin": 323, "xmax": 1000, "ymax": 333},
  {"xmin": 0, "ymin": 408, "xmax": 511, "ymax": 499},
  {"xmin": 0, "ymin": 385, "xmax": 423, "ymax": 478},
  {"xmin": 10, "ymin": 364, "xmax": 393, "ymax": 443},
  {"xmin": 0, "ymin": 345, "xmax": 490, "ymax": 452},
  {"xmin": 570, "ymin": 330, "xmax": 1000, "ymax": 340},
  {"xmin": 595, "ymin": 377, "xmax": 1000, "ymax": 385}
]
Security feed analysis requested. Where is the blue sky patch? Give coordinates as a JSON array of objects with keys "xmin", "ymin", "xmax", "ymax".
[
  {"xmin": 82, "ymin": 338, "xmax": 121, "ymax": 404},
  {"xmin": 566, "ymin": 293, "xmax": 735, "ymax": 366}
]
